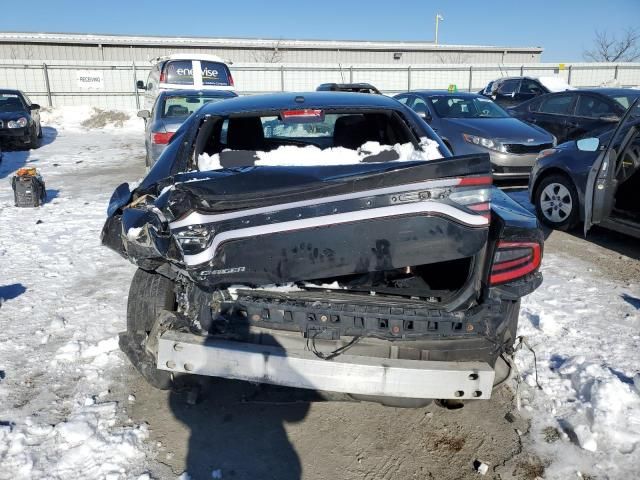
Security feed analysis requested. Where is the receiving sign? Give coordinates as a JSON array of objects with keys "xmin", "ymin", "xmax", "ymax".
[{"xmin": 76, "ymin": 70, "xmax": 105, "ymax": 90}]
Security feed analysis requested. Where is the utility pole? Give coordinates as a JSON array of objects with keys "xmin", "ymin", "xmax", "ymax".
[{"xmin": 435, "ymin": 14, "xmax": 444, "ymax": 45}]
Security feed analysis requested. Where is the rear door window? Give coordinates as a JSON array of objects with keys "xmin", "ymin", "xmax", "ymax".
[
  {"xmin": 539, "ymin": 94, "xmax": 575, "ymax": 115},
  {"xmin": 575, "ymin": 95, "xmax": 617, "ymax": 118},
  {"xmin": 164, "ymin": 60, "xmax": 194, "ymax": 85},
  {"xmin": 201, "ymin": 61, "xmax": 231, "ymax": 86}
]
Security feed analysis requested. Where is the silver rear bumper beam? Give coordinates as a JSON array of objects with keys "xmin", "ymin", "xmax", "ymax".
[{"xmin": 157, "ymin": 331, "xmax": 495, "ymax": 400}]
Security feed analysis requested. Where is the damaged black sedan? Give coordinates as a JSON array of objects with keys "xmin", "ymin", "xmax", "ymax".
[{"xmin": 102, "ymin": 92, "xmax": 543, "ymax": 405}]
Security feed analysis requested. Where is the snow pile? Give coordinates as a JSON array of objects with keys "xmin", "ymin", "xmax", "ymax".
[
  {"xmin": 514, "ymin": 253, "xmax": 640, "ymax": 479},
  {"xmin": 537, "ymin": 76, "xmax": 575, "ymax": 92},
  {"xmin": 39, "ymin": 106, "xmax": 142, "ymax": 132},
  {"xmin": 198, "ymin": 138, "xmax": 442, "ymax": 171},
  {"xmin": 0, "ymin": 115, "xmax": 149, "ymax": 479},
  {"xmin": 0, "ymin": 403, "xmax": 148, "ymax": 479}
]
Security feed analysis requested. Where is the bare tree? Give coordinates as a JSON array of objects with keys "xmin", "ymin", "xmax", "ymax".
[
  {"xmin": 584, "ymin": 28, "xmax": 640, "ymax": 62},
  {"xmin": 252, "ymin": 40, "xmax": 284, "ymax": 63}
]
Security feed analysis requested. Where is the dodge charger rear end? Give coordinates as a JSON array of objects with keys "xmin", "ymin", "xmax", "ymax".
[{"xmin": 102, "ymin": 92, "xmax": 543, "ymax": 405}]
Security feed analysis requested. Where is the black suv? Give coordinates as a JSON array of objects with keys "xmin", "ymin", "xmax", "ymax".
[
  {"xmin": 102, "ymin": 92, "xmax": 543, "ymax": 406},
  {"xmin": 480, "ymin": 76, "xmax": 572, "ymax": 108}
]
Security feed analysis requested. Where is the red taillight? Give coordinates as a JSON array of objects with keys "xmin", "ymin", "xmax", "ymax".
[
  {"xmin": 152, "ymin": 132, "xmax": 173, "ymax": 145},
  {"xmin": 490, "ymin": 241, "xmax": 542, "ymax": 285},
  {"xmin": 159, "ymin": 71, "xmax": 166, "ymax": 83},
  {"xmin": 459, "ymin": 175, "xmax": 492, "ymax": 186},
  {"xmin": 228, "ymin": 72, "xmax": 234, "ymax": 87}
]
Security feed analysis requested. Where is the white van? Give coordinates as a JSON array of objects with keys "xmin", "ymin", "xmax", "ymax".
[{"xmin": 137, "ymin": 54, "xmax": 235, "ymax": 109}]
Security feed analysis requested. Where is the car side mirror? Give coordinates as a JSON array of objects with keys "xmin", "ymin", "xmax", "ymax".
[
  {"xmin": 136, "ymin": 80, "xmax": 146, "ymax": 90},
  {"xmin": 576, "ymin": 137, "xmax": 599, "ymax": 152},
  {"xmin": 29, "ymin": 104, "xmax": 41, "ymax": 110},
  {"xmin": 137, "ymin": 110, "xmax": 151, "ymax": 119},
  {"xmin": 419, "ymin": 111, "xmax": 432, "ymax": 122}
]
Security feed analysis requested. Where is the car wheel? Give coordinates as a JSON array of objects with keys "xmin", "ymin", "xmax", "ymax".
[
  {"xmin": 37, "ymin": 123, "xmax": 43, "ymax": 139},
  {"xmin": 535, "ymin": 174, "xmax": 579, "ymax": 230},
  {"xmin": 122, "ymin": 268, "xmax": 177, "ymax": 389},
  {"xmin": 28, "ymin": 126, "xmax": 40, "ymax": 149},
  {"xmin": 144, "ymin": 146, "xmax": 152, "ymax": 167}
]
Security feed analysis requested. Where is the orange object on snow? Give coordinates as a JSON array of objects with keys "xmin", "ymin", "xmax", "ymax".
[{"xmin": 16, "ymin": 167, "xmax": 38, "ymax": 177}]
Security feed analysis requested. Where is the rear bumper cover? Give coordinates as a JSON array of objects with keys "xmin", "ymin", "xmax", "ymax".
[{"xmin": 157, "ymin": 330, "xmax": 495, "ymax": 399}]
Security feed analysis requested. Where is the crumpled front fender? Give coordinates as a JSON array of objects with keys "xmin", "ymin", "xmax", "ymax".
[{"xmin": 101, "ymin": 189, "xmax": 182, "ymax": 269}]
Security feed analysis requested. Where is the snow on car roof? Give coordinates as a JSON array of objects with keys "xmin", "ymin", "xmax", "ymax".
[{"xmin": 537, "ymin": 75, "xmax": 574, "ymax": 92}]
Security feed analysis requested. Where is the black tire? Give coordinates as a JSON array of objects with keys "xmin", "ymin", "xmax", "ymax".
[
  {"xmin": 144, "ymin": 145, "xmax": 152, "ymax": 167},
  {"xmin": 124, "ymin": 268, "xmax": 177, "ymax": 389},
  {"xmin": 534, "ymin": 173, "xmax": 579, "ymax": 231},
  {"xmin": 28, "ymin": 126, "xmax": 40, "ymax": 149}
]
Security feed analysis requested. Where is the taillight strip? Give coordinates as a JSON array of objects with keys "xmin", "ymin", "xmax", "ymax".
[
  {"xmin": 459, "ymin": 175, "xmax": 492, "ymax": 186},
  {"xmin": 490, "ymin": 241, "xmax": 541, "ymax": 285},
  {"xmin": 492, "ymin": 254, "xmax": 532, "ymax": 272}
]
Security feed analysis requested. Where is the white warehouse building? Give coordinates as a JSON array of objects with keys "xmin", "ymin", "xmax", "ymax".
[{"xmin": 0, "ymin": 32, "xmax": 543, "ymax": 64}]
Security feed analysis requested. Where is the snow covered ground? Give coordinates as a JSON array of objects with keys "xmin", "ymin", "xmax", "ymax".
[
  {"xmin": 0, "ymin": 107, "xmax": 638, "ymax": 479},
  {"xmin": 512, "ymin": 251, "xmax": 640, "ymax": 479},
  {"xmin": 0, "ymin": 107, "xmax": 150, "ymax": 479}
]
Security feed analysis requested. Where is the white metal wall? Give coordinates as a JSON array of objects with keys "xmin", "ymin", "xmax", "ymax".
[
  {"xmin": 0, "ymin": 59, "xmax": 638, "ymax": 110},
  {"xmin": 0, "ymin": 42, "xmax": 541, "ymax": 64}
]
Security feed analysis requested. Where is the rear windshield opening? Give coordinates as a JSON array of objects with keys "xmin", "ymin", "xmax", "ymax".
[
  {"xmin": 195, "ymin": 110, "xmax": 443, "ymax": 170},
  {"xmin": 163, "ymin": 60, "xmax": 231, "ymax": 86}
]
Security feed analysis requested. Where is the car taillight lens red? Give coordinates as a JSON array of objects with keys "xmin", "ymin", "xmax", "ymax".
[
  {"xmin": 490, "ymin": 241, "xmax": 542, "ymax": 285},
  {"xmin": 152, "ymin": 132, "xmax": 173, "ymax": 145},
  {"xmin": 229, "ymin": 73, "xmax": 234, "ymax": 87},
  {"xmin": 448, "ymin": 178, "xmax": 492, "ymax": 220},
  {"xmin": 159, "ymin": 72, "xmax": 166, "ymax": 83}
]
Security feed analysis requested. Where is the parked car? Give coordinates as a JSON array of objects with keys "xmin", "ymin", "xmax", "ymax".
[
  {"xmin": 0, "ymin": 89, "xmax": 41, "ymax": 149},
  {"xmin": 529, "ymin": 98, "xmax": 640, "ymax": 239},
  {"xmin": 480, "ymin": 76, "xmax": 573, "ymax": 108},
  {"xmin": 136, "ymin": 54, "xmax": 235, "ymax": 109},
  {"xmin": 101, "ymin": 92, "xmax": 543, "ymax": 406},
  {"xmin": 509, "ymin": 88, "xmax": 640, "ymax": 145},
  {"xmin": 137, "ymin": 89, "xmax": 238, "ymax": 166},
  {"xmin": 316, "ymin": 83, "xmax": 381, "ymax": 94},
  {"xmin": 395, "ymin": 91, "xmax": 555, "ymax": 179}
]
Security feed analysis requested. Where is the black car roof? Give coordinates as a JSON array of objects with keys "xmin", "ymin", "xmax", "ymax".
[
  {"xmin": 409, "ymin": 90, "xmax": 483, "ymax": 99},
  {"xmin": 0, "ymin": 89, "xmax": 23, "ymax": 95},
  {"xmin": 576, "ymin": 87, "xmax": 640, "ymax": 96},
  {"xmin": 199, "ymin": 91, "xmax": 403, "ymax": 115},
  {"xmin": 158, "ymin": 89, "xmax": 237, "ymax": 98}
]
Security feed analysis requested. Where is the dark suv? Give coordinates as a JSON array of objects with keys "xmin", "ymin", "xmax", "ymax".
[
  {"xmin": 102, "ymin": 92, "xmax": 543, "ymax": 406},
  {"xmin": 480, "ymin": 76, "xmax": 572, "ymax": 108}
]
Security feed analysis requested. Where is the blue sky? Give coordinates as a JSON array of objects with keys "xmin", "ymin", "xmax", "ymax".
[{"xmin": 0, "ymin": 0, "xmax": 638, "ymax": 62}]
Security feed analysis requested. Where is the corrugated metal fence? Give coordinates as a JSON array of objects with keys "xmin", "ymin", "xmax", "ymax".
[{"xmin": 1, "ymin": 59, "xmax": 639, "ymax": 110}]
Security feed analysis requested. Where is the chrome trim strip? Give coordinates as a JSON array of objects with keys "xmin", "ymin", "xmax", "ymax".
[
  {"xmin": 169, "ymin": 178, "xmax": 462, "ymax": 229},
  {"xmin": 182, "ymin": 201, "xmax": 488, "ymax": 266}
]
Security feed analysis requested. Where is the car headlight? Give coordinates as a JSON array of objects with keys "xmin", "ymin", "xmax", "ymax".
[
  {"xmin": 462, "ymin": 133, "xmax": 507, "ymax": 153},
  {"xmin": 7, "ymin": 117, "xmax": 28, "ymax": 128},
  {"xmin": 537, "ymin": 148, "xmax": 557, "ymax": 160}
]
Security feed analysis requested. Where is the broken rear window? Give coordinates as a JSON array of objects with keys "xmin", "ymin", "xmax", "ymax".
[{"xmin": 193, "ymin": 109, "xmax": 443, "ymax": 171}]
